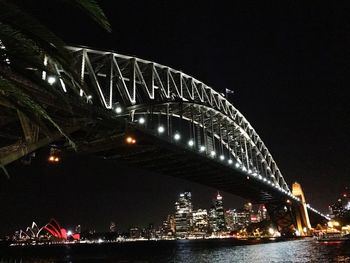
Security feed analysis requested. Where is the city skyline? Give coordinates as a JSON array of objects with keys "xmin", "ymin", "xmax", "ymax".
[{"xmin": 6, "ymin": 189, "xmax": 270, "ymax": 239}]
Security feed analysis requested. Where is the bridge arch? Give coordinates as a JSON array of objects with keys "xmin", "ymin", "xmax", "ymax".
[{"xmin": 61, "ymin": 46, "xmax": 290, "ymax": 192}]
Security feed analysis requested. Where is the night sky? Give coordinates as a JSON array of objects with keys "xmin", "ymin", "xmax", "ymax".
[{"xmin": 1, "ymin": 1, "xmax": 350, "ymax": 235}]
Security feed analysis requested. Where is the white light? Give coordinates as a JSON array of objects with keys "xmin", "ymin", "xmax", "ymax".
[
  {"xmin": 158, "ymin": 126, "xmax": 165, "ymax": 133},
  {"xmin": 115, "ymin": 106, "xmax": 122, "ymax": 114},
  {"xmin": 263, "ymin": 178, "xmax": 267, "ymax": 182},
  {"xmin": 98, "ymin": 238, "xmax": 103, "ymax": 243},
  {"xmin": 252, "ymin": 172, "xmax": 257, "ymax": 176},
  {"xmin": 242, "ymin": 166, "xmax": 247, "ymax": 172},
  {"xmin": 139, "ymin": 117, "xmax": 145, "ymax": 124},
  {"xmin": 47, "ymin": 76, "xmax": 56, "ymax": 85},
  {"xmin": 235, "ymin": 163, "xmax": 240, "ymax": 168},
  {"xmin": 67, "ymin": 230, "xmax": 72, "ymax": 236},
  {"xmin": 199, "ymin": 146, "xmax": 206, "ymax": 152},
  {"xmin": 258, "ymin": 175, "xmax": 262, "ymax": 180},
  {"xmin": 210, "ymin": 151, "xmax": 216, "ymax": 157},
  {"xmin": 220, "ymin": 155, "xmax": 225, "ymax": 160},
  {"xmin": 188, "ymin": 140, "xmax": 194, "ymax": 146},
  {"xmin": 248, "ymin": 169, "xmax": 252, "ymax": 174},
  {"xmin": 87, "ymin": 95, "xmax": 92, "ymax": 100},
  {"xmin": 228, "ymin": 159, "xmax": 233, "ymax": 164},
  {"xmin": 174, "ymin": 133, "xmax": 181, "ymax": 140},
  {"xmin": 268, "ymin": 228, "xmax": 275, "ymax": 235}
]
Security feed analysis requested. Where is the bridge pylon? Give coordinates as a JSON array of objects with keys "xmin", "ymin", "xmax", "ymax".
[{"xmin": 292, "ymin": 182, "xmax": 311, "ymax": 236}]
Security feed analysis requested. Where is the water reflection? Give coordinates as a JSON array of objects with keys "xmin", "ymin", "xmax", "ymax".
[{"xmin": 0, "ymin": 239, "xmax": 349, "ymax": 263}]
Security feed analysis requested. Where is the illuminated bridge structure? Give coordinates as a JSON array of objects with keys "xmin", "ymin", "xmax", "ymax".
[{"xmin": 0, "ymin": 46, "xmax": 329, "ymax": 236}]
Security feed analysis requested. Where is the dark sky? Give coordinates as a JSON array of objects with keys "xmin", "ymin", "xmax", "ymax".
[{"xmin": 1, "ymin": 1, "xmax": 350, "ymax": 235}]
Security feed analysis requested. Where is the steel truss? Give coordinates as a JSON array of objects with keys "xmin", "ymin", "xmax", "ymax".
[{"xmin": 50, "ymin": 46, "xmax": 290, "ymax": 191}]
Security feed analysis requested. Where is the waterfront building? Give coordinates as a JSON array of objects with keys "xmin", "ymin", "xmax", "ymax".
[
  {"xmin": 175, "ymin": 191, "xmax": 193, "ymax": 237},
  {"xmin": 215, "ymin": 193, "xmax": 226, "ymax": 231},
  {"xmin": 162, "ymin": 214, "xmax": 176, "ymax": 237},
  {"xmin": 329, "ymin": 199, "xmax": 344, "ymax": 218},
  {"xmin": 129, "ymin": 227, "xmax": 142, "ymax": 239},
  {"xmin": 258, "ymin": 204, "xmax": 268, "ymax": 221},
  {"xmin": 192, "ymin": 209, "xmax": 209, "ymax": 234},
  {"xmin": 208, "ymin": 206, "xmax": 218, "ymax": 232},
  {"xmin": 225, "ymin": 208, "xmax": 251, "ymax": 230},
  {"xmin": 225, "ymin": 209, "xmax": 235, "ymax": 231}
]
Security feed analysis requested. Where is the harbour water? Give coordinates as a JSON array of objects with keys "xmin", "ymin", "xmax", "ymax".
[{"xmin": 0, "ymin": 238, "xmax": 349, "ymax": 262}]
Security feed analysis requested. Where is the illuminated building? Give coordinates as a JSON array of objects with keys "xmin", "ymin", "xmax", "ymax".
[
  {"xmin": 258, "ymin": 204, "xmax": 268, "ymax": 221},
  {"xmin": 225, "ymin": 209, "xmax": 250, "ymax": 230},
  {"xmin": 215, "ymin": 192, "xmax": 226, "ymax": 231},
  {"xmin": 162, "ymin": 214, "xmax": 176, "ymax": 236},
  {"xmin": 192, "ymin": 209, "xmax": 209, "ymax": 234},
  {"xmin": 175, "ymin": 191, "xmax": 193, "ymax": 237},
  {"xmin": 329, "ymin": 199, "xmax": 344, "ymax": 218},
  {"xmin": 225, "ymin": 210, "xmax": 235, "ymax": 231},
  {"xmin": 15, "ymin": 219, "xmax": 80, "ymax": 242},
  {"xmin": 129, "ymin": 227, "xmax": 142, "ymax": 239},
  {"xmin": 208, "ymin": 206, "xmax": 218, "ymax": 232}
]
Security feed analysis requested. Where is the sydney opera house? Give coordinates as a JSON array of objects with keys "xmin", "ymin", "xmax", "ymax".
[{"xmin": 14, "ymin": 219, "xmax": 80, "ymax": 242}]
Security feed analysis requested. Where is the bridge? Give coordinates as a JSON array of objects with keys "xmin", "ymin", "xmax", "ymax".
[{"xmin": 0, "ymin": 46, "xmax": 329, "ymax": 236}]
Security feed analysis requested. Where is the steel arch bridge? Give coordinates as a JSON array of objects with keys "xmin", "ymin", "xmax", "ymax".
[
  {"xmin": 0, "ymin": 46, "xmax": 328, "ymax": 235},
  {"xmin": 69, "ymin": 46, "xmax": 289, "ymax": 189}
]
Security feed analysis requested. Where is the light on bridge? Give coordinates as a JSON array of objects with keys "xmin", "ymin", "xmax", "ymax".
[
  {"xmin": 48, "ymin": 156, "xmax": 60, "ymax": 163},
  {"xmin": 48, "ymin": 147, "xmax": 61, "ymax": 163},
  {"xmin": 115, "ymin": 106, "xmax": 122, "ymax": 114},
  {"xmin": 210, "ymin": 151, "xmax": 216, "ymax": 157},
  {"xmin": 199, "ymin": 146, "xmax": 206, "ymax": 152},
  {"xmin": 138, "ymin": 117, "xmax": 145, "ymax": 124},
  {"xmin": 157, "ymin": 126, "xmax": 165, "ymax": 134},
  {"xmin": 188, "ymin": 140, "xmax": 194, "ymax": 147},
  {"xmin": 235, "ymin": 163, "xmax": 240, "ymax": 168},
  {"xmin": 228, "ymin": 159, "xmax": 233, "ymax": 164},
  {"xmin": 47, "ymin": 76, "xmax": 56, "ymax": 85},
  {"xmin": 125, "ymin": 136, "xmax": 136, "ymax": 144},
  {"xmin": 174, "ymin": 133, "xmax": 181, "ymax": 141},
  {"xmin": 219, "ymin": 155, "xmax": 225, "ymax": 160}
]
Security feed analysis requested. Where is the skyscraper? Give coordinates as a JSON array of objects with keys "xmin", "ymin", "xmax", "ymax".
[
  {"xmin": 208, "ymin": 206, "xmax": 217, "ymax": 232},
  {"xmin": 175, "ymin": 191, "xmax": 193, "ymax": 237},
  {"xmin": 258, "ymin": 205, "xmax": 268, "ymax": 221},
  {"xmin": 215, "ymin": 192, "xmax": 226, "ymax": 231},
  {"xmin": 192, "ymin": 209, "xmax": 209, "ymax": 234}
]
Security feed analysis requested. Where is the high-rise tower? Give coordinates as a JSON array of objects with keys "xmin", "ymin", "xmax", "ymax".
[
  {"xmin": 215, "ymin": 192, "xmax": 226, "ymax": 231},
  {"xmin": 175, "ymin": 191, "xmax": 193, "ymax": 237}
]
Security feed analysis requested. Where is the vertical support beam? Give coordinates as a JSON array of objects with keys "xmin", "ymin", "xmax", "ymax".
[
  {"xmin": 201, "ymin": 110, "xmax": 207, "ymax": 152},
  {"xmin": 130, "ymin": 58, "xmax": 136, "ymax": 104},
  {"xmin": 79, "ymin": 50, "xmax": 86, "ymax": 97},
  {"xmin": 108, "ymin": 54, "xmax": 114, "ymax": 108},
  {"xmin": 244, "ymin": 137, "xmax": 250, "ymax": 169},
  {"xmin": 166, "ymin": 104, "xmax": 170, "ymax": 137},
  {"xmin": 210, "ymin": 111, "xmax": 215, "ymax": 153}
]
